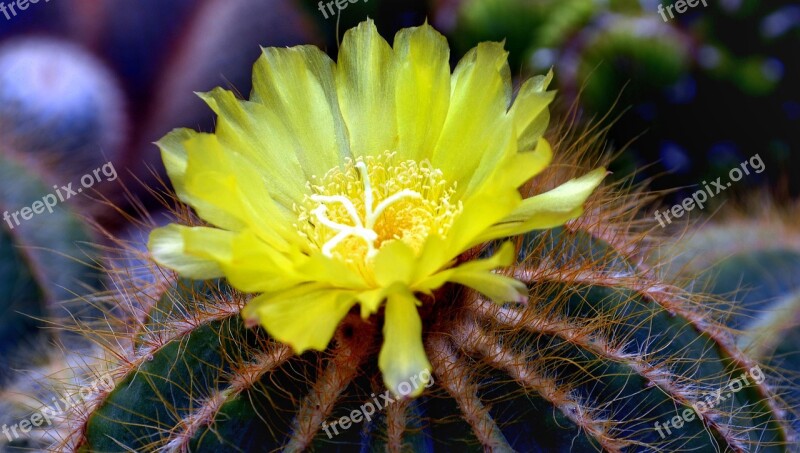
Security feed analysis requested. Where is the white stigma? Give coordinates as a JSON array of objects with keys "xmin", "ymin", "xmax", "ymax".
[{"xmin": 311, "ymin": 160, "xmax": 422, "ymax": 259}]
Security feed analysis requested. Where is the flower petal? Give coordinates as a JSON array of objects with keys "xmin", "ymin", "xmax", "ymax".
[
  {"xmin": 450, "ymin": 271, "xmax": 528, "ymax": 304},
  {"xmin": 379, "ymin": 289, "xmax": 432, "ymax": 398},
  {"xmin": 412, "ymin": 235, "xmax": 453, "ymax": 285},
  {"xmin": 476, "ymin": 167, "xmax": 607, "ymax": 242},
  {"xmin": 197, "ymin": 88, "xmax": 307, "ymax": 209},
  {"xmin": 500, "ymin": 137, "xmax": 553, "ymax": 189},
  {"xmin": 445, "ymin": 187, "xmax": 521, "ymax": 254},
  {"xmin": 373, "ymin": 240, "xmax": 417, "ymax": 287},
  {"xmin": 462, "ymin": 116, "xmax": 518, "ymax": 197},
  {"xmin": 181, "ymin": 132, "xmax": 297, "ymax": 246},
  {"xmin": 219, "ymin": 230, "xmax": 305, "ymax": 293},
  {"xmin": 150, "ymin": 225, "xmax": 302, "ymax": 293},
  {"xmin": 509, "ymin": 70, "xmax": 555, "ymax": 152},
  {"xmin": 156, "ymin": 128, "xmax": 193, "ymax": 198},
  {"xmin": 428, "ymin": 242, "xmax": 526, "ymax": 303},
  {"xmin": 355, "ymin": 287, "xmax": 390, "ymax": 318},
  {"xmin": 243, "ymin": 285, "xmax": 358, "ymax": 353},
  {"xmin": 251, "ymin": 45, "xmax": 351, "ymax": 177},
  {"xmin": 149, "ymin": 225, "xmax": 229, "ymax": 280},
  {"xmin": 336, "ymin": 19, "xmax": 398, "ymax": 158},
  {"xmin": 432, "ymin": 41, "xmax": 513, "ymax": 191},
  {"xmin": 155, "ymin": 131, "xmax": 242, "ymax": 231},
  {"xmin": 296, "ymin": 252, "xmax": 368, "ymax": 290},
  {"xmin": 393, "ymin": 22, "xmax": 451, "ymax": 162}
]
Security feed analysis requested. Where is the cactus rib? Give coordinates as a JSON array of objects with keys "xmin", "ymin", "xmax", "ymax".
[
  {"xmin": 513, "ymin": 263, "xmax": 795, "ymax": 441},
  {"xmin": 426, "ymin": 333, "xmax": 513, "ymax": 452},
  {"xmin": 453, "ymin": 321, "xmax": 631, "ymax": 452},
  {"xmin": 284, "ymin": 318, "xmax": 376, "ymax": 452},
  {"xmin": 163, "ymin": 345, "xmax": 292, "ymax": 452},
  {"xmin": 465, "ymin": 297, "xmax": 750, "ymax": 452}
]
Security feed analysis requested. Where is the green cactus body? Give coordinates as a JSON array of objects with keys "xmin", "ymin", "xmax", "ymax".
[
  {"xmin": 0, "ymin": 151, "xmax": 104, "ymax": 450},
  {"xmin": 0, "ymin": 152, "xmax": 101, "ymax": 373},
  {"xmin": 658, "ymin": 219, "xmax": 800, "ymax": 435},
  {"xmin": 62, "ymin": 223, "xmax": 795, "ymax": 452}
]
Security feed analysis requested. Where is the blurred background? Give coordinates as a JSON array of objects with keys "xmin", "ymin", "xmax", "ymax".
[
  {"xmin": 0, "ymin": 0, "xmax": 797, "ymax": 448},
  {"xmin": 0, "ymin": 0, "xmax": 797, "ymax": 219}
]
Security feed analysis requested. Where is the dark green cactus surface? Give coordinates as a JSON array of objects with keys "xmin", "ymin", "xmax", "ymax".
[
  {"xmin": 0, "ymin": 152, "xmax": 100, "ymax": 381},
  {"xmin": 69, "ymin": 224, "xmax": 796, "ymax": 452},
  {"xmin": 659, "ymin": 220, "xmax": 800, "ymax": 436}
]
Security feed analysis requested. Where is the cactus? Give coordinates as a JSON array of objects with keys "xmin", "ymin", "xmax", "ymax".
[
  {"xmin": 0, "ymin": 35, "xmax": 126, "ymax": 453},
  {"xmin": 42, "ymin": 20, "xmax": 796, "ymax": 453},
  {"xmin": 0, "ymin": 150, "xmax": 102, "ymax": 373},
  {"xmin": 0, "ymin": 38, "xmax": 127, "ymax": 183},
  {"xmin": 0, "ymin": 149, "xmax": 105, "ymax": 451},
  {"xmin": 48, "ymin": 137, "xmax": 797, "ymax": 452},
  {"xmin": 655, "ymin": 200, "xmax": 800, "ymax": 430}
]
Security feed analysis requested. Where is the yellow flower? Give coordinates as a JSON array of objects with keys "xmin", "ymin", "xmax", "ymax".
[{"xmin": 148, "ymin": 20, "xmax": 606, "ymax": 398}]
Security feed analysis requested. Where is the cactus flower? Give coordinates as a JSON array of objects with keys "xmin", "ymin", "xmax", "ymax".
[{"xmin": 148, "ymin": 20, "xmax": 606, "ymax": 398}]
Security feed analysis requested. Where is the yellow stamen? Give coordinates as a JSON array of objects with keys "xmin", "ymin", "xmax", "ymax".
[{"xmin": 296, "ymin": 151, "xmax": 463, "ymax": 273}]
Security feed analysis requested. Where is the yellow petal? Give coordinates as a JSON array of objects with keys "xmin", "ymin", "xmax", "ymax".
[
  {"xmin": 465, "ymin": 91, "xmax": 554, "ymax": 196},
  {"xmin": 295, "ymin": 252, "xmax": 368, "ymax": 290},
  {"xmin": 148, "ymin": 225, "xmax": 229, "ymax": 280},
  {"xmin": 449, "ymin": 271, "xmax": 527, "ymax": 303},
  {"xmin": 509, "ymin": 70, "xmax": 555, "ymax": 152},
  {"xmin": 432, "ymin": 41, "xmax": 513, "ymax": 190},
  {"xmin": 336, "ymin": 19, "xmax": 398, "ymax": 158},
  {"xmin": 501, "ymin": 137, "xmax": 553, "ymax": 188},
  {"xmin": 445, "ymin": 187, "xmax": 521, "ymax": 254},
  {"xmin": 393, "ymin": 22, "xmax": 451, "ymax": 162},
  {"xmin": 373, "ymin": 240, "xmax": 416, "ymax": 287},
  {"xmin": 197, "ymin": 88, "xmax": 307, "ymax": 208},
  {"xmin": 151, "ymin": 225, "xmax": 302, "ymax": 293},
  {"xmin": 462, "ymin": 117, "xmax": 518, "ymax": 197},
  {"xmin": 355, "ymin": 287, "xmax": 390, "ymax": 318},
  {"xmin": 251, "ymin": 45, "xmax": 351, "ymax": 177},
  {"xmin": 156, "ymin": 128, "xmax": 194, "ymax": 198},
  {"xmin": 427, "ymin": 242, "xmax": 525, "ymax": 303},
  {"xmin": 218, "ymin": 230, "xmax": 305, "ymax": 293},
  {"xmin": 243, "ymin": 285, "xmax": 358, "ymax": 353},
  {"xmin": 155, "ymin": 131, "xmax": 242, "ymax": 231},
  {"xmin": 379, "ymin": 289, "xmax": 432, "ymax": 398},
  {"xmin": 412, "ymin": 235, "xmax": 453, "ymax": 286},
  {"xmin": 181, "ymin": 133, "xmax": 297, "ymax": 246},
  {"xmin": 476, "ymin": 167, "xmax": 607, "ymax": 242}
]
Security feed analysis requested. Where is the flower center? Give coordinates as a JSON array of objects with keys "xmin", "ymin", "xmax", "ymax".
[{"xmin": 296, "ymin": 151, "xmax": 462, "ymax": 270}]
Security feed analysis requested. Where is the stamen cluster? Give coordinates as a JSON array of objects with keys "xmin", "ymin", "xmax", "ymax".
[{"xmin": 296, "ymin": 151, "xmax": 462, "ymax": 274}]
